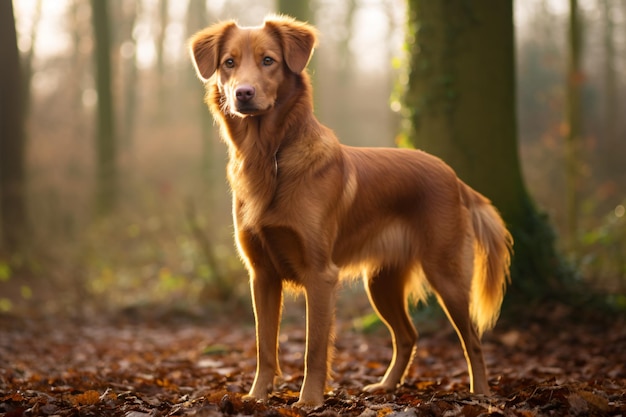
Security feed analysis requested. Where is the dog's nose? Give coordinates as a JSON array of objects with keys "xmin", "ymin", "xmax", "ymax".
[{"xmin": 235, "ymin": 85, "xmax": 255, "ymax": 102}]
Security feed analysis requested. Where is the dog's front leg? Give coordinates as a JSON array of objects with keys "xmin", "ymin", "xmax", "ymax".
[
  {"xmin": 295, "ymin": 266, "xmax": 339, "ymax": 407},
  {"xmin": 245, "ymin": 271, "xmax": 283, "ymax": 401}
]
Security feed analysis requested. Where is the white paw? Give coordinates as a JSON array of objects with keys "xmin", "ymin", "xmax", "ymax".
[{"xmin": 363, "ymin": 382, "xmax": 396, "ymax": 393}]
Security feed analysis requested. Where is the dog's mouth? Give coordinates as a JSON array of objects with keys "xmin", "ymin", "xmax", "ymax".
[
  {"xmin": 218, "ymin": 84, "xmax": 275, "ymax": 117},
  {"xmin": 232, "ymin": 102, "xmax": 273, "ymax": 117}
]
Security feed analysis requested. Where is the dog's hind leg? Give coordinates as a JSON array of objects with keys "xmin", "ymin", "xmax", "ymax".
[
  {"xmin": 423, "ymin": 251, "xmax": 490, "ymax": 395},
  {"xmin": 363, "ymin": 266, "xmax": 417, "ymax": 393}
]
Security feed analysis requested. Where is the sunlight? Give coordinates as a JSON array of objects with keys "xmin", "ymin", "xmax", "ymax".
[{"xmin": 14, "ymin": 0, "xmax": 72, "ymax": 58}]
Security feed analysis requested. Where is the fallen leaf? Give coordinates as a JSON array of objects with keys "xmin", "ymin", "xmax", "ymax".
[
  {"xmin": 69, "ymin": 390, "xmax": 101, "ymax": 406},
  {"xmin": 578, "ymin": 390, "xmax": 610, "ymax": 412}
]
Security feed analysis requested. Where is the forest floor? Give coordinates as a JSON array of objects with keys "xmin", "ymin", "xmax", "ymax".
[{"xmin": 1, "ymin": 302, "xmax": 625, "ymax": 417}]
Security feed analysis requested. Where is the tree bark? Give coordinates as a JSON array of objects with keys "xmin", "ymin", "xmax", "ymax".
[
  {"xmin": 404, "ymin": 0, "xmax": 570, "ymax": 297},
  {"xmin": 0, "ymin": 1, "xmax": 28, "ymax": 252},
  {"xmin": 91, "ymin": 0, "xmax": 117, "ymax": 217}
]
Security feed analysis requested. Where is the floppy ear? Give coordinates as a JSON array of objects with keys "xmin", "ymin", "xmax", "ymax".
[
  {"xmin": 264, "ymin": 15, "xmax": 318, "ymax": 74},
  {"xmin": 188, "ymin": 21, "xmax": 237, "ymax": 82}
]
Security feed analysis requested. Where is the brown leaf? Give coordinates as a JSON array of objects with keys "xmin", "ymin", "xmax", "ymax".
[
  {"xmin": 578, "ymin": 390, "xmax": 610, "ymax": 412},
  {"xmin": 69, "ymin": 390, "xmax": 101, "ymax": 406},
  {"xmin": 274, "ymin": 407, "xmax": 303, "ymax": 417},
  {"xmin": 1, "ymin": 392, "xmax": 25, "ymax": 402}
]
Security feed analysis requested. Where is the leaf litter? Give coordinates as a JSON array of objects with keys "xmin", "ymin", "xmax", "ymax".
[{"xmin": 0, "ymin": 304, "xmax": 624, "ymax": 416}]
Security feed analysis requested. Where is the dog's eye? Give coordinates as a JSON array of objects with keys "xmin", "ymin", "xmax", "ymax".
[
  {"xmin": 262, "ymin": 57, "xmax": 274, "ymax": 66},
  {"xmin": 224, "ymin": 58, "xmax": 235, "ymax": 69}
]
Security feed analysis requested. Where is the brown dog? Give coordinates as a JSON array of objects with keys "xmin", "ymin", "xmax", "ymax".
[{"xmin": 189, "ymin": 15, "xmax": 512, "ymax": 407}]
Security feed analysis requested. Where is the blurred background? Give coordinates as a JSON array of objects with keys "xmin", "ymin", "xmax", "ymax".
[{"xmin": 1, "ymin": 0, "xmax": 625, "ymax": 317}]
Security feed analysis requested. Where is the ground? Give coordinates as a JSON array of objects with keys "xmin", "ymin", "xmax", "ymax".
[{"xmin": 0, "ymin": 303, "xmax": 624, "ymax": 416}]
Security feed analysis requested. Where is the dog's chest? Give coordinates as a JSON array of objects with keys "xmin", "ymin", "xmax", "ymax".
[
  {"xmin": 233, "ymin": 180, "xmax": 306, "ymax": 232},
  {"xmin": 228, "ymin": 156, "xmax": 279, "ymax": 224},
  {"xmin": 230, "ymin": 151, "xmax": 318, "ymax": 226}
]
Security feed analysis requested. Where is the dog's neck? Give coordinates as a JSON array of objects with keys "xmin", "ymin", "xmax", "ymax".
[{"xmin": 208, "ymin": 71, "xmax": 317, "ymax": 224}]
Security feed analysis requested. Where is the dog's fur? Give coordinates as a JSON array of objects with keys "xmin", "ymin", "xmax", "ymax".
[{"xmin": 189, "ymin": 15, "xmax": 513, "ymax": 407}]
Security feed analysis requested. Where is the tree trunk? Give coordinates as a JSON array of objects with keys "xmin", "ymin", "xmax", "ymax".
[
  {"xmin": 404, "ymin": 0, "xmax": 570, "ymax": 297},
  {"xmin": 21, "ymin": 0, "xmax": 42, "ymax": 118},
  {"xmin": 601, "ymin": 0, "xmax": 617, "ymax": 160},
  {"xmin": 91, "ymin": 0, "xmax": 117, "ymax": 217},
  {"xmin": 565, "ymin": 0, "xmax": 582, "ymax": 249},
  {"xmin": 277, "ymin": 0, "xmax": 310, "ymax": 21},
  {"xmin": 186, "ymin": 0, "xmax": 217, "ymax": 183},
  {"xmin": 155, "ymin": 0, "xmax": 169, "ymax": 119},
  {"xmin": 0, "ymin": 1, "xmax": 28, "ymax": 252},
  {"xmin": 118, "ymin": 0, "xmax": 140, "ymax": 150},
  {"xmin": 338, "ymin": 0, "xmax": 357, "ymax": 79},
  {"xmin": 156, "ymin": 0, "xmax": 169, "ymax": 77}
]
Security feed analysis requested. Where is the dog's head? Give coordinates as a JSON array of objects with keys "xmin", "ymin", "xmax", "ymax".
[{"xmin": 189, "ymin": 15, "xmax": 317, "ymax": 117}]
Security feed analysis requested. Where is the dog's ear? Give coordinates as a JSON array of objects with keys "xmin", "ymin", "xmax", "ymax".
[
  {"xmin": 188, "ymin": 21, "xmax": 237, "ymax": 82},
  {"xmin": 264, "ymin": 15, "xmax": 318, "ymax": 74}
]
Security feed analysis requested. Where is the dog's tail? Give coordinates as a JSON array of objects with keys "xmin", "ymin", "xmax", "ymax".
[{"xmin": 462, "ymin": 183, "xmax": 513, "ymax": 336}]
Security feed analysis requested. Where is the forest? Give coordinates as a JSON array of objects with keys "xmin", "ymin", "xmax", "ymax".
[{"xmin": 1, "ymin": 0, "xmax": 625, "ymax": 416}]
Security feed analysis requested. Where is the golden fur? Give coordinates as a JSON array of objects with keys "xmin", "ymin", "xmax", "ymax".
[{"xmin": 189, "ymin": 15, "xmax": 513, "ymax": 407}]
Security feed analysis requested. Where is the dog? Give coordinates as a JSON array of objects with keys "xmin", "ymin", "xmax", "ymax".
[{"xmin": 189, "ymin": 15, "xmax": 512, "ymax": 407}]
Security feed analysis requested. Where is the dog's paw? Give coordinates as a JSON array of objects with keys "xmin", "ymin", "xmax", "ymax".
[
  {"xmin": 292, "ymin": 398, "xmax": 324, "ymax": 410},
  {"xmin": 244, "ymin": 379, "xmax": 275, "ymax": 402},
  {"xmin": 241, "ymin": 394, "xmax": 265, "ymax": 403},
  {"xmin": 362, "ymin": 382, "xmax": 396, "ymax": 393},
  {"xmin": 242, "ymin": 389, "xmax": 269, "ymax": 403}
]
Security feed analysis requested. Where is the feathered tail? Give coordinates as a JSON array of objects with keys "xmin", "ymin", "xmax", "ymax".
[{"xmin": 463, "ymin": 184, "xmax": 513, "ymax": 335}]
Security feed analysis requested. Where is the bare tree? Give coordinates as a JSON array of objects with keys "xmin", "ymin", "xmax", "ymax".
[
  {"xmin": 602, "ymin": 0, "xmax": 617, "ymax": 151},
  {"xmin": 21, "ymin": 0, "xmax": 42, "ymax": 118},
  {"xmin": 91, "ymin": 0, "xmax": 117, "ymax": 216},
  {"xmin": 156, "ymin": 0, "xmax": 169, "ymax": 77},
  {"xmin": 565, "ymin": 0, "xmax": 582, "ymax": 248},
  {"xmin": 113, "ymin": 0, "xmax": 140, "ymax": 150},
  {"xmin": 0, "ymin": 1, "xmax": 28, "ymax": 252}
]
